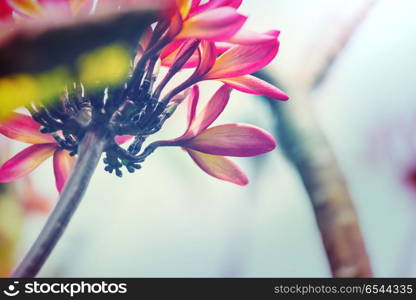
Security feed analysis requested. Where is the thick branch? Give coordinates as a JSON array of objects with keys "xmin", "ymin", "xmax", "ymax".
[{"xmin": 257, "ymin": 71, "xmax": 373, "ymax": 277}]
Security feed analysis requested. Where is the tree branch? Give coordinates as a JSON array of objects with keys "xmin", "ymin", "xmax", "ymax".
[{"xmin": 257, "ymin": 71, "xmax": 373, "ymax": 277}]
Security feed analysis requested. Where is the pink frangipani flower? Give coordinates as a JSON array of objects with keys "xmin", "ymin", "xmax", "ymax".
[
  {"xmin": 1, "ymin": 0, "xmax": 292, "ymax": 278},
  {"xmin": 156, "ymin": 84, "xmax": 276, "ymax": 185},
  {"xmin": 204, "ymin": 31, "xmax": 287, "ymax": 100},
  {"xmin": 0, "ymin": 112, "xmax": 131, "ymax": 192},
  {"xmin": 0, "ymin": 112, "xmax": 75, "ymax": 193},
  {"xmin": 0, "ymin": 0, "xmax": 287, "ymax": 188},
  {"xmin": 140, "ymin": 0, "xmax": 288, "ymax": 103},
  {"xmin": 162, "ymin": 30, "xmax": 288, "ymax": 102},
  {"xmin": 2, "ymin": 0, "xmax": 94, "ymax": 20},
  {"xmin": 170, "ymin": 0, "xmax": 247, "ymax": 41}
]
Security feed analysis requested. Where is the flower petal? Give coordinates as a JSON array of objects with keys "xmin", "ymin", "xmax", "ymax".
[
  {"xmin": 0, "ymin": 0, "xmax": 13, "ymax": 21},
  {"xmin": 38, "ymin": 0, "xmax": 72, "ymax": 15},
  {"xmin": 168, "ymin": 38, "xmax": 200, "ymax": 72},
  {"xmin": 185, "ymin": 123, "xmax": 276, "ymax": 157},
  {"xmin": 162, "ymin": 40, "xmax": 228, "ymax": 69},
  {"xmin": 204, "ymin": 33, "xmax": 280, "ymax": 79},
  {"xmin": 161, "ymin": 39, "xmax": 184, "ymax": 60},
  {"xmin": 228, "ymin": 29, "xmax": 279, "ymax": 45},
  {"xmin": 168, "ymin": 8, "xmax": 184, "ymax": 37},
  {"xmin": 69, "ymin": 0, "xmax": 94, "ymax": 15},
  {"xmin": 53, "ymin": 149, "xmax": 76, "ymax": 193},
  {"xmin": 215, "ymin": 42, "xmax": 232, "ymax": 53},
  {"xmin": 163, "ymin": 51, "xmax": 200, "ymax": 68},
  {"xmin": 115, "ymin": 135, "xmax": 134, "ymax": 145},
  {"xmin": 0, "ymin": 143, "xmax": 56, "ymax": 182},
  {"xmin": 220, "ymin": 75, "xmax": 289, "ymax": 101},
  {"xmin": 189, "ymin": 0, "xmax": 242, "ymax": 17},
  {"xmin": 177, "ymin": 6, "xmax": 247, "ymax": 41},
  {"xmin": 186, "ymin": 84, "xmax": 199, "ymax": 130},
  {"xmin": 192, "ymin": 40, "xmax": 216, "ymax": 78},
  {"xmin": 21, "ymin": 177, "xmax": 51, "ymax": 214},
  {"xmin": 190, "ymin": 0, "xmax": 201, "ymax": 9},
  {"xmin": 6, "ymin": 0, "xmax": 42, "ymax": 17},
  {"xmin": 176, "ymin": 0, "xmax": 191, "ymax": 19},
  {"xmin": 161, "ymin": 40, "xmax": 201, "ymax": 68},
  {"xmin": 187, "ymin": 149, "xmax": 248, "ymax": 185},
  {"xmin": 183, "ymin": 85, "xmax": 231, "ymax": 139},
  {"xmin": 0, "ymin": 112, "xmax": 57, "ymax": 144}
]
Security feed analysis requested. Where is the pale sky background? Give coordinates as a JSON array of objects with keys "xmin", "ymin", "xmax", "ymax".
[{"xmin": 8, "ymin": 0, "xmax": 416, "ymax": 277}]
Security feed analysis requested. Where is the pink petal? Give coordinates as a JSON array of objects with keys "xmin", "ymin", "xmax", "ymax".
[
  {"xmin": 192, "ymin": 40, "xmax": 216, "ymax": 78},
  {"xmin": 0, "ymin": 112, "xmax": 57, "ymax": 144},
  {"xmin": 176, "ymin": 0, "xmax": 191, "ymax": 19},
  {"xmin": 68, "ymin": 0, "xmax": 95, "ymax": 16},
  {"xmin": 191, "ymin": 0, "xmax": 201, "ymax": 9},
  {"xmin": 185, "ymin": 123, "xmax": 276, "ymax": 157},
  {"xmin": 189, "ymin": 0, "xmax": 242, "ymax": 17},
  {"xmin": 162, "ymin": 40, "xmax": 228, "ymax": 69},
  {"xmin": 21, "ymin": 177, "xmax": 51, "ymax": 214},
  {"xmin": 177, "ymin": 6, "xmax": 247, "ymax": 41},
  {"xmin": 215, "ymin": 42, "xmax": 233, "ymax": 53},
  {"xmin": 38, "ymin": 0, "xmax": 71, "ymax": 13},
  {"xmin": 0, "ymin": 0, "xmax": 13, "ymax": 21},
  {"xmin": 182, "ymin": 85, "xmax": 231, "ymax": 139},
  {"xmin": 53, "ymin": 149, "xmax": 76, "ymax": 193},
  {"xmin": 161, "ymin": 41, "xmax": 200, "ymax": 68},
  {"xmin": 115, "ymin": 135, "xmax": 134, "ymax": 145},
  {"xmin": 38, "ymin": 0, "xmax": 70, "ymax": 5},
  {"xmin": 162, "ymin": 42, "xmax": 233, "ymax": 68},
  {"xmin": 161, "ymin": 39, "xmax": 185, "ymax": 60},
  {"xmin": 0, "ymin": 143, "xmax": 57, "ymax": 183},
  {"xmin": 186, "ymin": 84, "xmax": 200, "ymax": 130},
  {"xmin": 167, "ymin": 8, "xmax": 184, "ymax": 37},
  {"xmin": 162, "ymin": 51, "xmax": 200, "ymax": 68},
  {"xmin": 204, "ymin": 35, "xmax": 280, "ymax": 79},
  {"xmin": 169, "ymin": 38, "xmax": 200, "ymax": 70},
  {"xmin": 228, "ymin": 29, "xmax": 279, "ymax": 45},
  {"xmin": 159, "ymin": 39, "xmax": 183, "ymax": 66},
  {"xmin": 187, "ymin": 149, "xmax": 248, "ymax": 185},
  {"xmin": 6, "ymin": 0, "xmax": 42, "ymax": 17},
  {"xmin": 220, "ymin": 75, "xmax": 289, "ymax": 101}
]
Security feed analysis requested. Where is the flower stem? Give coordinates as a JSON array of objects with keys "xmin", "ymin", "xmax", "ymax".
[{"xmin": 10, "ymin": 128, "xmax": 109, "ymax": 278}]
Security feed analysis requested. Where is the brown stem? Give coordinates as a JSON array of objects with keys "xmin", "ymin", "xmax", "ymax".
[{"xmin": 258, "ymin": 71, "xmax": 373, "ymax": 277}]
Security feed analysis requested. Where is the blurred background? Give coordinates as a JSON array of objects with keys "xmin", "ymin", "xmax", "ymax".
[{"xmin": 2, "ymin": 0, "xmax": 416, "ymax": 277}]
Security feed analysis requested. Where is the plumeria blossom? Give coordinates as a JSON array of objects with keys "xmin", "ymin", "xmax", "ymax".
[
  {"xmin": 199, "ymin": 31, "xmax": 287, "ymax": 100},
  {"xmin": 0, "ymin": 112, "xmax": 76, "ymax": 193},
  {"xmin": 156, "ymin": 84, "xmax": 276, "ymax": 185},
  {"xmin": 171, "ymin": 0, "xmax": 247, "ymax": 41},
  {"xmin": 155, "ymin": 0, "xmax": 288, "ymax": 101},
  {"xmin": 1, "ymin": 0, "xmax": 292, "ymax": 278},
  {"xmin": 0, "ymin": 0, "xmax": 289, "ymax": 189},
  {"xmin": 0, "ymin": 0, "xmax": 94, "ymax": 22},
  {"xmin": 0, "ymin": 112, "xmax": 132, "ymax": 192}
]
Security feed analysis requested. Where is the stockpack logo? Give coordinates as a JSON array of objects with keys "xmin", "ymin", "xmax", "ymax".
[
  {"xmin": 3, "ymin": 281, "xmax": 20, "ymax": 297},
  {"xmin": 2, "ymin": 280, "xmax": 127, "ymax": 297}
]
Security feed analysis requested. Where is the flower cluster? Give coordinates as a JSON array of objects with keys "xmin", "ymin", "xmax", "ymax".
[{"xmin": 0, "ymin": 0, "xmax": 288, "ymax": 191}]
